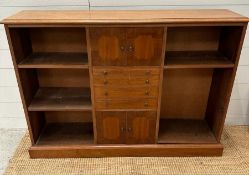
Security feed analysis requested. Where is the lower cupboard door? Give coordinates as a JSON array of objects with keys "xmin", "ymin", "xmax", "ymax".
[
  {"xmin": 126, "ymin": 111, "xmax": 157, "ymax": 144},
  {"xmin": 96, "ymin": 111, "xmax": 126, "ymax": 144}
]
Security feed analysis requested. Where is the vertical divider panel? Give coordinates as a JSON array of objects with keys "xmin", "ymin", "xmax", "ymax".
[
  {"xmin": 155, "ymin": 26, "xmax": 167, "ymax": 142},
  {"xmin": 86, "ymin": 27, "xmax": 98, "ymax": 143},
  {"xmin": 4, "ymin": 25, "xmax": 37, "ymax": 144}
]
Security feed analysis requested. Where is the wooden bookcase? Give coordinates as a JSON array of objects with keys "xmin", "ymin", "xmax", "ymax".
[{"xmin": 2, "ymin": 10, "xmax": 248, "ymax": 158}]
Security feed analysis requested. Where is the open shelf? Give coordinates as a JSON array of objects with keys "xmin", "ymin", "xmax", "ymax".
[
  {"xmin": 18, "ymin": 52, "xmax": 88, "ymax": 69},
  {"xmin": 36, "ymin": 122, "xmax": 93, "ymax": 146},
  {"xmin": 158, "ymin": 119, "xmax": 217, "ymax": 144},
  {"xmin": 28, "ymin": 87, "xmax": 92, "ymax": 111},
  {"xmin": 164, "ymin": 51, "xmax": 234, "ymax": 69}
]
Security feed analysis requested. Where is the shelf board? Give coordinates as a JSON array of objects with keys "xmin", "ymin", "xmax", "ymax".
[
  {"xmin": 18, "ymin": 52, "xmax": 88, "ymax": 68},
  {"xmin": 28, "ymin": 87, "xmax": 92, "ymax": 111},
  {"xmin": 36, "ymin": 122, "xmax": 94, "ymax": 146},
  {"xmin": 158, "ymin": 119, "xmax": 217, "ymax": 144},
  {"xmin": 164, "ymin": 51, "xmax": 234, "ymax": 69}
]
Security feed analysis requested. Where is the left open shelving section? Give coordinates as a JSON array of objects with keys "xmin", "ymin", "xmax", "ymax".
[{"xmin": 7, "ymin": 26, "xmax": 94, "ymax": 146}]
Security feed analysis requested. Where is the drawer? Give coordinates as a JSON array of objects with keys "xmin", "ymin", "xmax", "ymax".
[
  {"xmin": 93, "ymin": 75, "xmax": 159, "ymax": 86},
  {"xmin": 93, "ymin": 68, "xmax": 128, "ymax": 77},
  {"xmin": 94, "ymin": 86, "xmax": 158, "ymax": 99},
  {"xmin": 95, "ymin": 98, "xmax": 158, "ymax": 110},
  {"xmin": 93, "ymin": 68, "xmax": 160, "ymax": 77},
  {"xmin": 129, "ymin": 68, "xmax": 160, "ymax": 76},
  {"xmin": 93, "ymin": 68, "xmax": 160, "ymax": 86},
  {"xmin": 93, "ymin": 76, "xmax": 129, "ymax": 86},
  {"xmin": 129, "ymin": 75, "xmax": 159, "ymax": 86}
]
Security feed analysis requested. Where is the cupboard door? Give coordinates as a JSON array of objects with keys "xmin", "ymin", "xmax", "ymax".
[
  {"xmin": 96, "ymin": 111, "xmax": 126, "ymax": 144},
  {"xmin": 89, "ymin": 28, "xmax": 126, "ymax": 66},
  {"xmin": 126, "ymin": 111, "xmax": 157, "ymax": 144},
  {"xmin": 126, "ymin": 27, "xmax": 164, "ymax": 66}
]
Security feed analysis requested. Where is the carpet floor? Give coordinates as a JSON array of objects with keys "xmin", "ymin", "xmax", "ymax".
[{"xmin": 4, "ymin": 126, "xmax": 249, "ymax": 175}]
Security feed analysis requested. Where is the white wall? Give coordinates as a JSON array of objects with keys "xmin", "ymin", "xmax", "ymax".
[{"xmin": 0, "ymin": 0, "xmax": 249, "ymax": 128}]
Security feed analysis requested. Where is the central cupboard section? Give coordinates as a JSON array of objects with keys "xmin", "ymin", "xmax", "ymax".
[{"xmin": 89, "ymin": 27, "xmax": 165, "ymax": 144}]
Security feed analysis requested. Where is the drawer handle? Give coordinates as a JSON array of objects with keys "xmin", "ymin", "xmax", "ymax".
[
  {"xmin": 104, "ymin": 80, "xmax": 108, "ymax": 84},
  {"xmin": 145, "ymin": 79, "xmax": 150, "ymax": 84},
  {"xmin": 104, "ymin": 92, "xmax": 108, "ymax": 96},
  {"xmin": 128, "ymin": 127, "xmax": 132, "ymax": 132},
  {"xmin": 121, "ymin": 127, "xmax": 126, "ymax": 132},
  {"xmin": 145, "ymin": 91, "xmax": 149, "ymax": 95},
  {"xmin": 128, "ymin": 45, "xmax": 134, "ymax": 52},
  {"xmin": 120, "ymin": 46, "xmax": 125, "ymax": 51},
  {"xmin": 103, "ymin": 71, "xmax": 108, "ymax": 75},
  {"xmin": 144, "ymin": 102, "xmax": 148, "ymax": 107}
]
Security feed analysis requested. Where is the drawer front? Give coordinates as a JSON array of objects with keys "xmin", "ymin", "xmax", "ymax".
[
  {"xmin": 93, "ymin": 68, "xmax": 128, "ymax": 77},
  {"xmin": 129, "ymin": 75, "xmax": 159, "ymax": 86},
  {"xmin": 129, "ymin": 69, "xmax": 160, "ymax": 76},
  {"xmin": 93, "ymin": 68, "xmax": 160, "ymax": 86},
  {"xmin": 93, "ymin": 68, "xmax": 160, "ymax": 76},
  {"xmin": 95, "ymin": 98, "xmax": 158, "ymax": 110},
  {"xmin": 94, "ymin": 86, "xmax": 158, "ymax": 99},
  {"xmin": 93, "ymin": 75, "xmax": 159, "ymax": 86}
]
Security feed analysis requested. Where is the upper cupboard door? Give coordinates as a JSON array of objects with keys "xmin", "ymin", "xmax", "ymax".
[
  {"xmin": 89, "ymin": 28, "xmax": 126, "ymax": 66},
  {"xmin": 126, "ymin": 27, "xmax": 164, "ymax": 66}
]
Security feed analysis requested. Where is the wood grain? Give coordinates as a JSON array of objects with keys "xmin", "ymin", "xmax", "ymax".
[
  {"xmin": 28, "ymin": 87, "xmax": 92, "ymax": 111},
  {"xmin": 37, "ymin": 69, "xmax": 90, "ymax": 88},
  {"xmin": 29, "ymin": 144, "xmax": 223, "ymax": 158},
  {"xmin": 158, "ymin": 119, "xmax": 217, "ymax": 144},
  {"xmin": 18, "ymin": 52, "xmax": 88, "ymax": 69},
  {"xmin": 160, "ymin": 69, "xmax": 213, "ymax": 119},
  {"xmin": 95, "ymin": 98, "xmax": 158, "ymax": 110},
  {"xmin": 36, "ymin": 122, "xmax": 94, "ymax": 145},
  {"xmin": 2, "ymin": 10, "xmax": 248, "ymax": 24},
  {"xmin": 165, "ymin": 51, "xmax": 234, "ymax": 69}
]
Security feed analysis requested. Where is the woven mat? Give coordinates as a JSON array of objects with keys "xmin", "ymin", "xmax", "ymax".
[{"xmin": 4, "ymin": 126, "xmax": 249, "ymax": 175}]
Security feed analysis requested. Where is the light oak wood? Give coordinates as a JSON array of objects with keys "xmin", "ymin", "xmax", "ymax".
[{"xmin": 2, "ymin": 10, "xmax": 248, "ymax": 24}]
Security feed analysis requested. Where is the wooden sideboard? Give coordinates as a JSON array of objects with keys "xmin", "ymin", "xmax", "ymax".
[{"xmin": 2, "ymin": 10, "xmax": 248, "ymax": 158}]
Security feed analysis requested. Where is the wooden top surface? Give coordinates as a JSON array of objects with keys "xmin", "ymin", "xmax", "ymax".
[{"xmin": 1, "ymin": 9, "xmax": 248, "ymax": 24}]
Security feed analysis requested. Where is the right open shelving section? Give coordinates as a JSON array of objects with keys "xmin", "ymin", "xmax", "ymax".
[{"xmin": 159, "ymin": 25, "xmax": 244, "ymax": 144}]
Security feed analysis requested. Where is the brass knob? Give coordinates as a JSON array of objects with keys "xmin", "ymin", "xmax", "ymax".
[
  {"xmin": 121, "ymin": 127, "xmax": 125, "ymax": 132},
  {"xmin": 128, "ymin": 46, "xmax": 134, "ymax": 52},
  {"xmin": 145, "ymin": 79, "xmax": 149, "ymax": 84},
  {"xmin": 120, "ymin": 46, "xmax": 125, "ymax": 51},
  {"xmin": 144, "ymin": 102, "xmax": 148, "ymax": 107},
  {"xmin": 128, "ymin": 127, "xmax": 132, "ymax": 132},
  {"xmin": 145, "ymin": 91, "xmax": 149, "ymax": 95},
  {"xmin": 104, "ymin": 80, "xmax": 108, "ymax": 84},
  {"xmin": 103, "ymin": 71, "xmax": 108, "ymax": 75}
]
